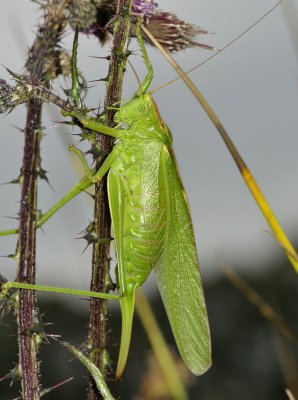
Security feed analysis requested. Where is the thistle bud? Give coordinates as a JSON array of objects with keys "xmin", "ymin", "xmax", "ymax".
[
  {"xmin": 0, "ymin": 72, "xmax": 69, "ymax": 114},
  {"xmin": 0, "ymin": 76, "xmax": 42, "ymax": 114},
  {"xmin": 68, "ymin": 0, "xmax": 98, "ymax": 32},
  {"xmin": 0, "ymin": 80, "xmax": 14, "ymax": 114}
]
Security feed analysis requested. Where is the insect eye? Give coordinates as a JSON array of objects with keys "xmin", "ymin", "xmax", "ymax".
[{"xmin": 138, "ymin": 104, "xmax": 146, "ymax": 112}]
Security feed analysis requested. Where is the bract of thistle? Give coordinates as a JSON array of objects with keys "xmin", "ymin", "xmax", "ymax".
[
  {"xmin": 0, "ymin": 80, "xmax": 14, "ymax": 114},
  {"xmin": 0, "ymin": 76, "xmax": 43, "ymax": 114},
  {"xmin": 0, "ymin": 73, "xmax": 69, "ymax": 115},
  {"xmin": 68, "ymin": 0, "xmax": 99, "ymax": 32},
  {"xmin": 146, "ymin": 11, "xmax": 214, "ymax": 52}
]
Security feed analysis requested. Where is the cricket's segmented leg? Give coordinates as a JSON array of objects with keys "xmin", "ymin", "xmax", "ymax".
[
  {"xmin": 133, "ymin": 23, "xmax": 153, "ymax": 98},
  {"xmin": 1, "ymin": 281, "xmax": 119, "ymax": 301}
]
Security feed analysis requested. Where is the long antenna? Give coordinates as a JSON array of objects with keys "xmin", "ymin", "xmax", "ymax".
[
  {"xmin": 127, "ymin": 57, "xmax": 142, "ymax": 91},
  {"xmin": 148, "ymin": 0, "xmax": 285, "ymax": 94},
  {"xmin": 142, "ymin": 0, "xmax": 298, "ymax": 274}
]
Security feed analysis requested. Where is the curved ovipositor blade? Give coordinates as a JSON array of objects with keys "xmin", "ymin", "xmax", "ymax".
[{"xmin": 115, "ymin": 289, "xmax": 136, "ymax": 381}]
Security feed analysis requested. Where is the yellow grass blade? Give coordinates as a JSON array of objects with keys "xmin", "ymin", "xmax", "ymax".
[{"xmin": 143, "ymin": 26, "xmax": 298, "ymax": 273}]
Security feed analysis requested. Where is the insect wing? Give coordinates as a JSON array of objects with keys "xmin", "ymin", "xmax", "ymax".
[{"xmin": 154, "ymin": 145, "xmax": 211, "ymax": 375}]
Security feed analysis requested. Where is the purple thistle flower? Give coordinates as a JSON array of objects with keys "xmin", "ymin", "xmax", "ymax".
[
  {"xmin": 72, "ymin": 0, "xmax": 213, "ymax": 52},
  {"xmin": 132, "ymin": 0, "xmax": 158, "ymax": 18}
]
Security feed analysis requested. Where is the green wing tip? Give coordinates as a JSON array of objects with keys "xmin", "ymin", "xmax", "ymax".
[
  {"xmin": 188, "ymin": 343, "xmax": 212, "ymax": 376},
  {"xmin": 191, "ymin": 359, "xmax": 212, "ymax": 376}
]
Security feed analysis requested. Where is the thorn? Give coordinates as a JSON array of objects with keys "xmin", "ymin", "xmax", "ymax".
[
  {"xmin": 2, "ymin": 214, "xmax": 19, "ymax": 221},
  {"xmin": 0, "ymin": 175, "xmax": 23, "ymax": 185},
  {"xmin": 40, "ymin": 377, "xmax": 74, "ymax": 397},
  {"xmin": 58, "ymin": 120, "xmax": 77, "ymax": 126},
  {"xmin": 38, "ymin": 166, "xmax": 49, "ymax": 181},
  {"xmin": 61, "ymin": 87, "xmax": 71, "ymax": 97},
  {"xmin": 81, "ymin": 231, "xmax": 97, "ymax": 244},
  {"xmin": 81, "ymin": 236, "xmax": 111, "ymax": 254},
  {"xmin": 0, "ymin": 253, "xmax": 18, "ymax": 260},
  {"xmin": 44, "ymin": 332, "xmax": 62, "ymax": 340},
  {"xmin": 126, "ymin": 49, "xmax": 134, "ymax": 58},
  {"xmin": 80, "ymin": 221, "xmax": 94, "ymax": 234},
  {"xmin": 8, "ymin": 178, "xmax": 22, "ymax": 185},
  {"xmin": 88, "ymin": 76, "xmax": 108, "ymax": 83},
  {"xmin": 4, "ymin": 66, "xmax": 22, "ymax": 81},
  {"xmin": 9, "ymin": 124, "xmax": 25, "ymax": 133},
  {"xmin": 88, "ymin": 55, "xmax": 110, "ymax": 61},
  {"xmin": 81, "ymin": 240, "xmax": 94, "ymax": 254},
  {"xmin": 0, "ymin": 364, "xmax": 21, "ymax": 383},
  {"xmin": 38, "ymin": 166, "xmax": 54, "ymax": 191}
]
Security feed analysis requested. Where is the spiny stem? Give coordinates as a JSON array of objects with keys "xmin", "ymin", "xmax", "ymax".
[
  {"xmin": 17, "ymin": 101, "xmax": 41, "ymax": 400},
  {"xmin": 16, "ymin": 3, "xmax": 67, "ymax": 399},
  {"xmin": 87, "ymin": 0, "xmax": 132, "ymax": 398}
]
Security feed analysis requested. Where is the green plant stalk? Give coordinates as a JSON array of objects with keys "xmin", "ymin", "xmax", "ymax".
[
  {"xmin": 87, "ymin": 1, "xmax": 132, "ymax": 398},
  {"xmin": 62, "ymin": 342, "xmax": 116, "ymax": 400},
  {"xmin": 136, "ymin": 289, "xmax": 189, "ymax": 400}
]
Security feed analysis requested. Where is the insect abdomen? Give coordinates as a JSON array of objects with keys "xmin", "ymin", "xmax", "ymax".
[{"xmin": 116, "ymin": 140, "xmax": 167, "ymax": 290}]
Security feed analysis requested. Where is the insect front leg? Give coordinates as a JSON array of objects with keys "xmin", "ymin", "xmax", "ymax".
[
  {"xmin": 63, "ymin": 110, "xmax": 127, "ymax": 139},
  {"xmin": 133, "ymin": 23, "xmax": 153, "ymax": 97},
  {"xmin": 0, "ymin": 122, "xmax": 120, "ymax": 235},
  {"xmin": 70, "ymin": 28, "xmax": 83, "ymax": 109}
]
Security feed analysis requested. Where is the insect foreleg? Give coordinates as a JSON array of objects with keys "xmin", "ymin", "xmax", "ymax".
[
  {"xmin": 133, "ymin": 23, "xmax": 153, "ymax": 98},
  {"xmin": 63, "ymin": 110, "xmax": 126, "ymax": 139},
  {"xmin": 0, "ymin": 174, "xmax": 94, "ymax": 236},
  {"xmin": 70, "ymin": 29, "xmax": 83, "ymax": 109},
  {"xmin": 35, "ymin": 174, "xmax": 93, "ymax": 229},
  {"xmin": 69, "ymin": 144, "xmax": 95, "ymax": 181}
]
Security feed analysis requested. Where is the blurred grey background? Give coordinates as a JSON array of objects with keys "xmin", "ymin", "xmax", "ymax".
[
  {"xmin": 1, "ymin": 2, "xmax": 298, "ymax": 399},
  {"xmin": 0, "ymin": 0, "xmax": 297, "ymax": 290}
]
